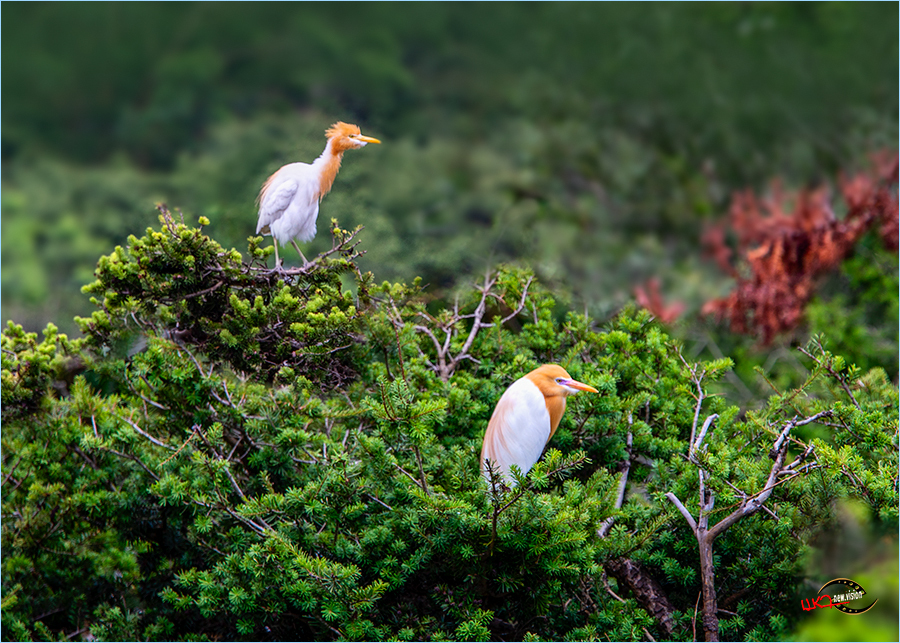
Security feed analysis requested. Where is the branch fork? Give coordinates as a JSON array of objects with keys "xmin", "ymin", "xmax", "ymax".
[
  {"xmin": 391, "ymin": 271, "xmax": 533, "ymax": 382},
  {"xmin": 666, "ymin": 409, "xmax": 831, "ymax": 641}
]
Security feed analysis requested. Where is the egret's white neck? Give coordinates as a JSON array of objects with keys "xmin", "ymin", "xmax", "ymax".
[{"xmin": 312, "ymin": 139, "xmax": 337, "ymax": 165}]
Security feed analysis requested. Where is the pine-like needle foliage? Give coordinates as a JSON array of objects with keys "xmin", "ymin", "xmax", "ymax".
[{"xmin": 2, "ymin": 220, "xmax": 896, "ymax": 641}]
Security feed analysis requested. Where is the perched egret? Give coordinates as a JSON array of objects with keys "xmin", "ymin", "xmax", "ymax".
[
  {"xmin": 481, "ymin": 364, "xmax": 598, "ymax": 484},
  {"xmin": 256, "ymin": 121, "xmax": 381, "ymax": 266}
]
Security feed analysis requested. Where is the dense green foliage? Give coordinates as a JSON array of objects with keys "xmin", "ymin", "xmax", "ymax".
[
  {"xmin": 77, "ymin": 207, "xmax": 369, "ymax": 383},
  {"xmin": 806, "ymin": 234, "xmax": 899, "ymax": 378},
  {"xmin": 2, "ymin": 221, "xmax": 897, "ymax": 641}
]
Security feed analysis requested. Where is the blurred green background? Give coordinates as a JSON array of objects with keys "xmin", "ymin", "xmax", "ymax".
[
  {"xmin": 3, "ymin": 2, "xmax": 896, "ymax": 346},
  {"xmin": 1, "ymin": 3, "xmax": 897, "ymax": 639}
]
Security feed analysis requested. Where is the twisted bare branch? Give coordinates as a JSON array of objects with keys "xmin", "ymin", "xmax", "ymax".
[{"xmin": 391, "ymin": 270, "xmax": 534, "ymax": 382}]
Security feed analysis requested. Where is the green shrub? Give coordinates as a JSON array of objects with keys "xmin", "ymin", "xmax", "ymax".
[{"xmin": 3, "ymin": 222, "xmax": 896, "ymax": 640}]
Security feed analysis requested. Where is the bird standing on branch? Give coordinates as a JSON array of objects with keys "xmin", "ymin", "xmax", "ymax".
[
  {"xmin": 256, "ymin": 121, "xmax": 381, "ymax": 267},
  {"xmin": 481, "ymin": 364, "xmax": 598, "ymax": 484}
]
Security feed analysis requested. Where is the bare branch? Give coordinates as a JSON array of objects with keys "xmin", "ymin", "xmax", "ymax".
[
  {"xmin": 406, "ymin": 270, "xmax": 533, "ymax": 382},
  {"xmin": 498, "ymin": 275, "xmax": 534, "ymax": 324},
  {"xmin": 782, "ymin": 443, "xmax": 815, "ymax": 472},
  {"xmin": 181, "ymin": 280, "xmax": 225, "ymax": 300},
  {"xmin": 707, "ymin": 411, "xmax": 830, "ymax": 541},
  {"xmin": 453, "ymin": 274, "xmax": 493, "ymax": 369},
  {"xmin": 104, "ymin": 447, "xmax": 161, "ymax": 481},
  {"xmin": 665, "ymin": 492, "xmax": 698, "ymax": 533},
  {"xmin": 394, "ymin": 463, "xmax": 423, "ymax": 488},
  {"xmin": 366, "ymin": 493, "xmax": 393, "ymax": 511},
  {"xmin": 682, "ymin": 358, "xmax": 707, "ymax": 448},
  {"xmin": 598, "ymin": 415, "xmax": 633, "ymax": 538},
  {"xmin": 413, "ymin": 445, "xmax": 429, "ymax": 495},
  {"xmin": 770, "ymin": 420, "xmax": 794, "ymax": 456},
  {"xmin": 117, "ymin": 413, "xmax": 175, "ymax": 451},
  {"xmin": 413, "ymin": 324, "xmax": 444, "ymax": 358},
  {"xmin": 691, "ymin": 414, "xmax": 719, "ymax": 457}
]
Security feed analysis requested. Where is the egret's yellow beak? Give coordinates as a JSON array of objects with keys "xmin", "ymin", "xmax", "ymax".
[
  {"xmin": 564, "ymin": 379, "xmax": 599, "ymax": 394},
  {"xmin": 356, "ymin": 135, "xmax": 381, "ymax": 144}
]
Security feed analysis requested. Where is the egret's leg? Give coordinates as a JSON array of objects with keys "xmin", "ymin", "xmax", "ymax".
[
  {"xmin": 290, "ymin": 240, "xmax": 309, "ymax": 265},
  {"xmin": 273, "ymin": 241, "xmax": 281, "ymax": 269}
]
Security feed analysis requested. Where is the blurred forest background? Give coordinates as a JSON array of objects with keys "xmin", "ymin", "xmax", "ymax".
[{"xmin": 1, "ymin": 3, "xmax": 897, "ymax": 640}]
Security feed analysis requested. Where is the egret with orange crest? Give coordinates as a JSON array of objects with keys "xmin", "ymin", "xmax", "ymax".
[{"xmin": 257, "ymin": 121, "xmax": 381, "ymax": 267}]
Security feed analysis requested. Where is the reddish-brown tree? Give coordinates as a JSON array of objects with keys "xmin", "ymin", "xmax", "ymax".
[
  {"xmin": 702, "ymin": 152, "xmax": 898, "ymax": 343},
  {"xmin": 634, "ymin": 277, "xmax": 685, "ymax": 324}
]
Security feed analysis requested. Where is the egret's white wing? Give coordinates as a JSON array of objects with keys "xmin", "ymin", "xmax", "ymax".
[
  {"xmin": 481, "ymin": 377, "xmax": 550, "ymax": 483},
  {"xmin": 257, "ymin": 177, "xmax": 299, "ymax": 233},
  {"xmin": 257, "ymin": 163, "xmax": 322, "ymax": 244}
]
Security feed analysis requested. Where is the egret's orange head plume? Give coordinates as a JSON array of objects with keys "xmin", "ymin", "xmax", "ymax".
[
  {"xmin": 325, "ymin": 121, "xmax": 362, "ymax": 139},
  {"xmin": 323, "ymin": 121, "xmax": 381, "ymax": 154}
]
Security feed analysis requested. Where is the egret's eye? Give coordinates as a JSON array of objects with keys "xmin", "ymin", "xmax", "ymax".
[{"xmin": 555, "ymin": 377, "xmax": 564, "ymax": 384}]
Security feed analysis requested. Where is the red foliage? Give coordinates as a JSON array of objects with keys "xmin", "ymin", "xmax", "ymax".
[
  {"xmin": 702, "ymin": 152, "xmax": 898, "ymax": 343},
  {"xmin": 634, "ymin": 277, "xmax": 685, "ymax": 324}
]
